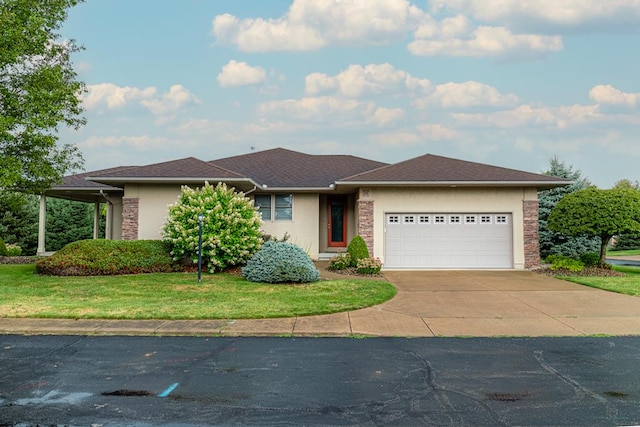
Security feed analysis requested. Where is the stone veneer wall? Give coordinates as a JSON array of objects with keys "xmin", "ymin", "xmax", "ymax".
[
  {"xmin": 357, "ymin": 200, "xmax": 374, "ymax": 256},
  {"xmin": 122, "ymin": 197, "xmax": 139, "ymax": 241},
  {"xmin": 523, "ymin": 199, "xmax": 540, "ymax": 268}
]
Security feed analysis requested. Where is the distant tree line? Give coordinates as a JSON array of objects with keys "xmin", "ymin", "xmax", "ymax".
[{"xmin": 0, "ymin": 191, "xmax": 104, "ymax": 255}]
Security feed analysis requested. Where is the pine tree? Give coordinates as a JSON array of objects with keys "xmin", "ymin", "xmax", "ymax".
[{"xmin": 538, "ymin": 157, "xmax": 600, "ymax": 259}]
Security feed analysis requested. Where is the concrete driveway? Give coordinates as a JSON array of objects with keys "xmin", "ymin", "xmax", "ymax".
[{"xmin": 346, "ymin": 270, "xmax": 640, "ymax": 337}]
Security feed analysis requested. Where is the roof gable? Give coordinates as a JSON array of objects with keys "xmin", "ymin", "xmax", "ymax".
[
  {"xmin": 211, "ymin": 148, "xmax": 388, "ymax": 188},
  {"xmin": 340, "ymin": 154, "xmax": 567, "ymax": 186},
  {"xmin": 89, "ymin": 157, "xmax": 243, "ymax": 180}
]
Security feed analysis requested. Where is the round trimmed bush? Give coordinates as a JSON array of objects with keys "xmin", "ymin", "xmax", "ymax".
[
  {"xmin": 242, "ymin": 241, "xmax": 320, "ymax": 283},
  {"xmin": 347, "ymin": 235, "xmax": 369, "ymax": 267},
  {"xmin": 36, "ymin": 239, "xmax": 179, "ymax": 276}
]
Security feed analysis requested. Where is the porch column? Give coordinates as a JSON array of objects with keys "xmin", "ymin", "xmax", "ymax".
[
  {"xmin": 523, "ymin": 199, "xmax": 541, "ymax": 268},
  {"xmin": 37, "ymin": 195, "xmax": 46, "ymax": 254},
  {"xmin": 357, "ymin": 200, "xmax": 374, "ymax": 257},
  {"xmin": 105, "ymin": 199, "xmax": 113, "ymax": 240},
  {"xmin": 93, "ymin": 202, "xmax": 100, "ymax": 239},
  {"xmin": 122, "ymin": 197, "xmax": 139, "ymax": 240}
]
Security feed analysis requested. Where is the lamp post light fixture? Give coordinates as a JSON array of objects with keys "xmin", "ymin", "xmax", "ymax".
[{"xmin": 197, "ymin": 214, "xmax": 204, "ymax": 283}]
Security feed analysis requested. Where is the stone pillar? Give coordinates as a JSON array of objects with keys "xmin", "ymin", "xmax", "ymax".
[
  {"xmin": 357, "ymin": 200, "xmax": 374, "ymax": 256},
  {"xmin": 523, "ymin": 200, "xmax": 540, "ymax": 268},
  {"xmin": 37, "ymin": 195, "xmax": 46, "ymax": 254},
  {"xmin": 122, "ymin": 197, "xmax": 139, "ymax": 240}
]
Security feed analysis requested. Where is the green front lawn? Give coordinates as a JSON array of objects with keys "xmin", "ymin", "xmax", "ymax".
[
  {"xmin": 607, "ymin": 249, "xmax": 640, "ymax": 257},
  {"xmin": 558, "ymin": 265, "xmax": 640, "ymax": 296},
  {"xmin": 0, "ymin": 264, "xmax": 396, "ymax": 320}
]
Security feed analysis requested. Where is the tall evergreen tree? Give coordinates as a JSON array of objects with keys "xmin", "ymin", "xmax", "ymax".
[
  {"xmin": 612, "ymin": 179, "xmax": 640, "ymax": 250},
  {"xmin": 45, "ymin": 198, "xmax": 94, "ymax": 251},
  {"xmin": 538, "ymin": 157, "xmax": 600, "ymax": 259},
  {"xmin": 0, "ymin": 191, "xmax": 39, "ymax": 254}
]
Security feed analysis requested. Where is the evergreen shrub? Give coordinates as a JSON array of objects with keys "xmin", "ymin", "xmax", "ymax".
[
  {"xmin": 242, "ymin": 241, "xmax": 320, "ymax": 283},
  {"xmin": 579, "ymin": 252, "xmax": 601, "ymax": 267},
  {"xmin": 347, "ymin": 235, "xmax": 369, "ymax": 267},
  {"xmin": 0, "ymin": 237, "xmax": 6, "ymax": 256},
  {"xmin": 546, "ymin": 255, "xmax": 585, "ymax": 272}
]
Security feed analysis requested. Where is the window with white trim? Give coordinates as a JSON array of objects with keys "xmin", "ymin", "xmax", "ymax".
[
  {"xmin": 465, "ymin": 215, "xmax": 476, "ymax": 224},
  {"xmin": 254, "ymin": 194, "xmax": 293, "ymax": 221},
  {"xmin": 449, "ymin": 215, "xmax": 461, "ymax": 224},
  {"xmin": 434, "ymin": 215, "xmax": 445, "ymax": 224},
  {"xmin": 496, "ymin": 215, "xmax": 508, "ymax": 224},
  {"xmin": 419, "ymin": 215, "xmax": 430, "ymax": 224},
  {"xmin": 388, "ymin": 215, "xmax": 400, "ymax": 223},
  {"xmin": 480, "ymin": 215, "xmax": 492, "ymax": 224}
]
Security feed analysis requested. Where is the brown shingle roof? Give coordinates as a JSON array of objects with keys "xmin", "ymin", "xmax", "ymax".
[
  {"xmin": 210, "ymin": 148, "xmax": 388, "ymax": 188},
  {"xmin": 86, "ymin": 157, "xmax": 245, "ymax": 184},
  {"xmin": 55, "ymin": 166, "xmax": 134, "ymax": 190},
  {"xmin": 340, "ymin": 154, "xmax": 567, "ymax": 185}
]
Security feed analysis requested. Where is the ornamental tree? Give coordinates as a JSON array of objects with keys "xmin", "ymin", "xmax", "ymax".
[
  {"xmin": 162, "ymin": 182, "xmax": 263, "ymax": 272},
  {"xmin": 1, "ymin": 0, "xmax": 86, "ymax": 193},
  {"xmin": 548, "ymin": 187, "xmax": 640, "ymax": 264},
  {"xmin": 538, "ymin": 157, "xmax": 599, "ymax": 259}
]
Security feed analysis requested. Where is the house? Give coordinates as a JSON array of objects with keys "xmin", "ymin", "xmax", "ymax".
[{"xmin": 42, "ymin": 148, "xmax": 568, "ymax": 269}]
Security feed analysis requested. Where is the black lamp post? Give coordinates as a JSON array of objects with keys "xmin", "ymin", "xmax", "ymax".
[{"xmin": 197, "ymin": 214, "xmax": 203, "ymax": 283}]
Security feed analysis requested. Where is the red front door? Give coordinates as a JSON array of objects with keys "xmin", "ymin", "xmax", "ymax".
[{"xmin": 328, "ymin": 196, "xmax": 347, "ymax": 247}]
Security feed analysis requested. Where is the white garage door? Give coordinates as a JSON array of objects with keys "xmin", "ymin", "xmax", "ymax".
[{"xmin": 384, "ymin": 213, "xmax": 513, "ymax": 269}]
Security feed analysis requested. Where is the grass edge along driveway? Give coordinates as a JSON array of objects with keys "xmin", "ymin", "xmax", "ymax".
[{"xmin": 0, "ymin": 264, "xmax": 396, "ymax": 320}]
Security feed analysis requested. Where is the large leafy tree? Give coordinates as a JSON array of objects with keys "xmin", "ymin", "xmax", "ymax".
[
  {"xmin": 611, "ymin": 179, "xmax": 640, "ymax": 250},
  {"xmin": 548, "ymin": 187, "xmax": 640, "ymax": 264},
  {"xmin": 538, "ymin": 157, "xmax": 599, "ymax": 259},
  {"xmin": 1, "ymin": 0, "xmax": 85, "ymax": 194}
]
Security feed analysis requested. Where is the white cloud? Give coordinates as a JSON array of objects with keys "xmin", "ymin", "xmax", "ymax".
[
  {"xmin": 370, "ymin": 107, "xmax": 405, "ymax": 126},
  {"xmin": 452, "ymin": 104, "xmax": 600, "ymax": 129},
  {"xmin": 83, "ymin": 83, "xmax": 200, "ymax": 121},
  {"xmin": 80, "ymin": 135, "xmax": 169, "ymax": 150},
  {"xmin": 258, "ymin": 96, "xmax": 375, "ymax": 123},
  {"xmin": 83, "ymin": 83, "xmax": 157, "ymax": 110},
  {"xmin": 212, "ymin": 0, "xmax": 424, "ymax": 52},
  {"xmin": 408, "ymin": 25, "xmax": 562, "ymax": 59},
  {"xmin": 217, "ymin": 60, "xmax": 267, "ymax": 87},
  {"xmin": 305, "ymin": 63, "xmax": 430, "ymax": 97},
  {"xmin": 429, "ymin": 0, "xmax": 640, "ymax": 31},
  {"xmin": 416, "ymin": 81, "xmax": 519, "ymax": 108},
  {"xmin": 589, "ymin": 84, "xmax": 640, "ymax": 107}
]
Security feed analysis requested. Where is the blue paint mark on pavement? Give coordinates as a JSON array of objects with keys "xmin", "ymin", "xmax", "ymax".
[{"xmin": 158, "ymin": 382, "xmax": 179, "ymax": 398}]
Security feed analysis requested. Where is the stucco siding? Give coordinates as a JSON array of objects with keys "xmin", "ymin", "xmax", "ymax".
[
  {"xmin": 124, "ymin": 184, "xmax": 182, "ymax": 240},
  {"xmin": 261, "ymin": 193, "xmax": 320, "ymax": 259},
  {"xmin": 360, "ymin": 187, "xmax": 537, "ymax": 270}
]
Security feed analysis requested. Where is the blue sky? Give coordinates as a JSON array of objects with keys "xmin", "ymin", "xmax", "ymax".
[{"xmin": 60, "ymin": 0, "xmax": 640, "ymax": 188}]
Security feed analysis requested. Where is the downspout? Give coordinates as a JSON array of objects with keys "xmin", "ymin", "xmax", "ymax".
[
  {"xmin": 100, "ymin": 190, "xmax": 113, "ymax": 240},
  {"xmin": 245, "ymin": 185, "xmax": 258, "ymax": 196}
]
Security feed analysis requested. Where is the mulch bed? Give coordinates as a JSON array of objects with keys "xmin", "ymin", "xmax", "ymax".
[
  {"xmin": 533, "ymin": 266, "xmax": 625, "ymax": 277},
  {"xmin": 0, "ymin": 256, "xmax": 40, "ymax": 265}
]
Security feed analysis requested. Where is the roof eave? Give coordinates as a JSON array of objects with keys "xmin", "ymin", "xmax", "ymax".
[
  {"xmin": 335, "ymin": 180, "xmax": 570, "ymax": 189},
  {"xmin": 86, "ymin": 176, "xmax": 259, "ymax": 186}
]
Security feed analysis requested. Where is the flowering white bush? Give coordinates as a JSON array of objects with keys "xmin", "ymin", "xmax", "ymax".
[{"xmin": 162, "ymin": 182, "xmax": 263, "ymax": 272}]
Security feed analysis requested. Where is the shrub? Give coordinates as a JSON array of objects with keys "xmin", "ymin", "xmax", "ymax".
[
  {"xmin": 5, "ymin": 243, "xmax": 22, "ymax": 256},
  {"xmin": 0, "ymin": 237, "xmax": 6, "ymax": 256},
  {"xmin": 614, "ymin": 233, "xmax": 640, "ymax": 250},
  {"xmin": 328, "ymin": 253, "xmax": 352, "ymax": 271},
  {"xmin": 36, "ymin": 239, "xmax": 179, "ymax": 276},
  {"xmin": 242, "ymin": 241, "xmax": 320, "ymax": 283},
  {"xmin": 162, "ymin": 182, "xmax": 263, "ymax": 272},
  {"xmin": 579, "ymin": 252, "xmax": 601, "ymax": 267},
  {"xmin": 548, "ymin": 255, "xmax": 584, "ymax": 272},
  {"xmin": 347, "ymin": 235, "xmax": 369, "ymax": 267},
  {"xmin": 356, "ymin": 257, "xmax": 383, "ymax": 275}
]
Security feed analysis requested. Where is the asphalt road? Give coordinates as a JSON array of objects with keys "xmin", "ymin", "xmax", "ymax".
[{"xmin": 1, "ymin": 336, "xmax": 639, "ymax": 426}]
